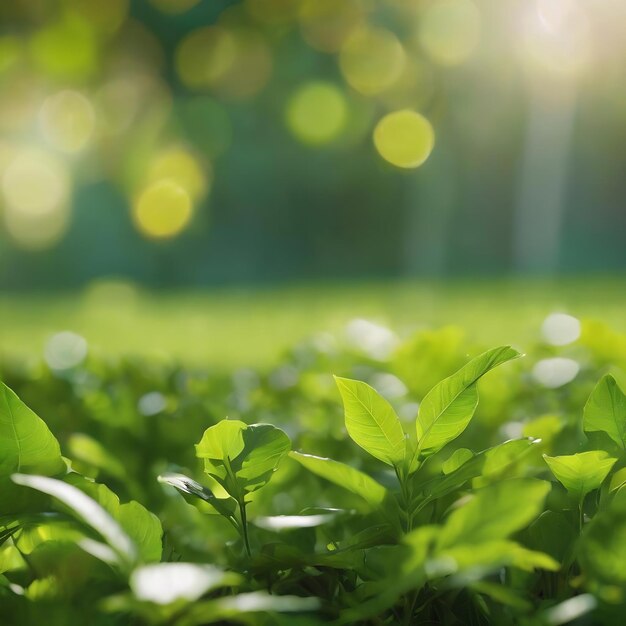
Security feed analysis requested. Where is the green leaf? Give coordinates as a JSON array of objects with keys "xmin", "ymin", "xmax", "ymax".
[
  {"xmin": 415, "ymin": 346, "xmax": 521, "ymax": 458},
  {"xmin": 334, "ymin": 376, "xmax": 406, "ymax": 466},
  {"xmin": 609, "ymin": 466, "xmax": 626, "ymax": 494},
  {"xmin": 11, "ymin": 473, "xmax": 137, "ymax": 568},
  {"xmin": 0, "ymin": 381, "xmax": 65, "ymax": 476},
  {"xmin": 198, "ymin": 422, "xmax": 290, "ymax": 496},
  {"xmin": 579, "ymin": 494, "xmax": 626, "ymax": 587},
  {"xmin": 438, "ymin": 478, "xmax": 550, "ymax": 548},
  {"xmin": 415, "ymin": 438, "xmax": 541, "ymax": 504},
  {"xmin": 157, "ymin": 472, "xmax": 237, "ymax": 518},
  {"xmin": 544, "ymin": 451, "xmax": 617, "ymax": 500},
  {"xmin": 440, "ymin": 540, "xmax": 559, "ymax": 573},
  {"xmin": 234, "ymin": 424, "xmax": 291, "ymax": 492},
  {"xmin": 528, "ymin": 510, "xmax": 577, "ymax": 563},
  {"xmin": 442, "ymin": 448, "xmax": 473, "ymax": 475},
  {"xmin": 119, "ymin": 501, "xmax": 162, "ymax": 563},
  {"xmin": 584, "ymin": 375, "xmax": 626, "ymax": 451},
  {"xmin": 195, "ymin": 420, "xmax": 245, "ymax": 461},
  {"xmin": 289, "ymin": 451, "xmax": 387, "ymax": 507}
]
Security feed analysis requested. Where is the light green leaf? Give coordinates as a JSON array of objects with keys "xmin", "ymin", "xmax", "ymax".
[
  {"xmin": 544, "ymin": 451, "xmax": 617, "ymax": 500},
  {"xmin": 234, "ymin": 424, "xmax": 291, "ymax": 492},
  {"xmin": 198, "ymin": 422, "xmax": 290, "ymax": 496},
  {"xmin": 119, "ymin": 501, "xmax": 162, "ymax": 563},
  {"xmin": 584, "ymin": 375, "xmax": 626, "ymax": 450},
  {"xmin": 195, "ymin": 420, "xmax": 245, "ymax": 461},
  {"xmin": 289, "ymin": 451, "xmax": 387, "ymax": 507},
  {"xmin": 67, "ymin": 433, "xmax": 126, "ymax": 480},
  {"xmin": 440, "ymin": 540, "xmax": 559, "ymax": 573},
  {"xmin": 442, "ymin": 448, "xmax": 473, "ymax": 475},
  {"xmin": 0, "ymin": 382, "xmax": 65, "ymax": 476},
  {"xmin": 609, "ymin": 466, "xmax": 626, "ymax": 494},
  {"xmin": 416, "ymin": 346, "xmax": 521, "ymax": 457},
  {"xmin": 334, "ymin": 376, "xmax": 406, "ymax": 466},
  {"xmin": 11, "ymin": 473, "xmax": 137, "ymax": 567},
  {"xmin": 157, "ymin": 472, "xmax": 237, "ymax": 518},
  {"xmin": 438, "ymin": 478, "xmax": 550, "ymax": 548},
  {"xmin": 415, "ymin": 438, "xmax": 541, "ymax": 503}
]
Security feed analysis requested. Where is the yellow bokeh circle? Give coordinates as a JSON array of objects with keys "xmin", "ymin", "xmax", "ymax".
[
  {"xmin": 1, "ymin": 147, "xmax": 72, "ymax": 249},
  {"xmin": 2, "ymin": 147, "xmax": 70, "ymax": 216},
  {"xmin": 286, "ymin": 82, "xmax": 347, "ymax": 146},
  {"xmin": 146, "ymin": 147, "xmax": 208, "ymax": 201},
  {"xmin": 39, "ymin": 90, "xmax": 96, "ymax": 153},
  {"xmin": 418, "ymin": 0, "xmax": 481, "ymax": 66},
  {"xmin": 133, "ymin": 179, "xmax": 193, "ymax": 239},
  {"xmin": 373, "ymin": 110, "xmax": 435, "ymax": 169},
  {"xmin": 339, "ymin": 27, "xmax": 405, "ymax": 95}
]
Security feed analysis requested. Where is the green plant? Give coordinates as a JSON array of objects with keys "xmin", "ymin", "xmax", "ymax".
[{"xmin": 4, "ymin": 334, "xmax": 626, "ymax": 625}]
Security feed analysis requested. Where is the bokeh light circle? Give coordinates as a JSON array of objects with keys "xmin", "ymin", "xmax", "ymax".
[
  {"xmin": 40, "ymin": 90, "xmax": 96, "ymax": 153},
  {"xmin": 44, "ymin": 331, "xmax": 88, "ymax": 371},
  {"xmin": 339, "ymin": 27, "xmax": 405, "ymax": 95},
  {"xmin": 146, "ymin": 147, "xmax": 208, "ymax": 202},
  {"xmin": 2, "ymin": 147, "xmax": 70, "ymax": 217},
  {"xmin": 30, "ymin": 16, "xmax": 98, "ymax": 80},
  {"xmin": 286, "ymin": 82, "xmax": 348, "ymax": 146},
  {"xmin": 373, "ymin": 110, "xmax": 435, "ymax": 169},
  {"xmin": 133, "ymin": 179, "xmax": 193, "ymax": 240},
  {"xmin": 418, "ymin": 0, "xmax": 481, "ymax": 66},
  {"xmin": 175, "ymin": 27, "xmax": 236, "ymax": 89}
]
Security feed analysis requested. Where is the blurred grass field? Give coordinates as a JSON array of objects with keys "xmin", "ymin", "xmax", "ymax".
[{"xmin": 2, "ymin": 276, "xmax": 625, "ymax": 368}]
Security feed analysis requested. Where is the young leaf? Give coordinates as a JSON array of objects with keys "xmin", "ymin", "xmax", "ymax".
[
  {"xmin": 583, "ymin": 375, "xmax": 626, "ymax": 451},
  {"xmin": 437, "ymin": 478, "xmax": 550, "ymax": 548},
  {"xmin": 11, "ymin": 473, "xmax": 137, "ymax": 567},
  {"xmin": 157, "ymin": 472, "xmax": 238, "ymax": 519},
  {"xmin": 195, "ymin": 420, "xmax": 246, "ymax": 462},
  {"xmin": 334, "ymin": 377, "xmax": 406, "ymax": 467},
  {"xmin": 198, "ymin": 422, "xmax": 290, "ymax": 496},
  {"xmin": 234, "ymin": 424, "xmax": 291, "ymax": 493},
  {"xmin": 442, "ymin": 448, "xmax": 473, "ymax": 475},
  {"xmin": 289, "ymin": 451, "xmax": 387, "ymax": 507},
  {"xmin": 544, "ymin": 451, "xmax": 617, "ymax": 500},
  {"xmin": 0, "ymin": 382, "xmax": 65, "ymax": 476},
  {"xmin": 415, "ymin": 346, "xmax": 521, "ymax": 458}
]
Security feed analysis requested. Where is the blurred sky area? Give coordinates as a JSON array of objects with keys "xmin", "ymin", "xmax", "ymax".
[{"xmin": 0, "ymin": 0, "xmax": 625, "ymax": 290}]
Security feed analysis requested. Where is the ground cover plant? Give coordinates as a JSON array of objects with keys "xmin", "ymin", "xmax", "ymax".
[{"xmin": 2, "ymin": 316, "xmax": 626, "ymax": 624}]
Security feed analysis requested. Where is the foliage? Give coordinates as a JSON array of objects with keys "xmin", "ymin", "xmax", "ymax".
[{"xmin": 2, "ymin": 318, "xmax": 626, "ymax": 624}]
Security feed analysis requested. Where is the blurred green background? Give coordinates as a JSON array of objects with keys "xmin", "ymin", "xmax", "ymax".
[{"xmin": 0, "ymin": 0, "xmax": 625, "ymax": 362}]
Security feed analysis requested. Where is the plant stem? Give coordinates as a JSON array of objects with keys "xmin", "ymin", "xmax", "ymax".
[
  {"xmin": 578, "ymin": 497, "xmax": 584, "ymax": 534},
  {"xmin": 239, "ymin": 499, "xmax": 251, "ymax": 557}
]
